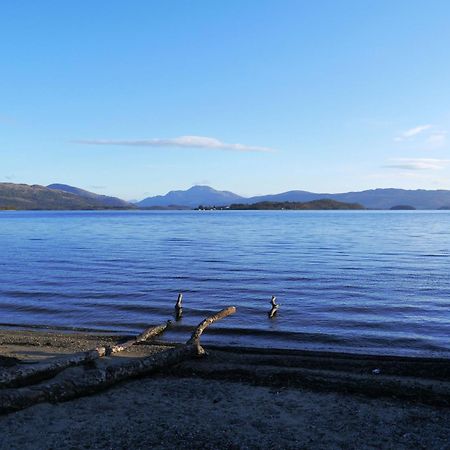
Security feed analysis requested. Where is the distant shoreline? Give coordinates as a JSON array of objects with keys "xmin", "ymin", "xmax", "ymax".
[
  {"xmin": 4, "ymin": 182, "xmax": 450, "ymax": 210},
  {"xmin": 0, "ymin": 207, "xmax": 450, "ymax": 214}
]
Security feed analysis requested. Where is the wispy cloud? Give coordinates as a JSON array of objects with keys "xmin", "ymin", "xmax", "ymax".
[
  {"xmin": 74, "ymin": 135, "xmax": 274, "ymax": 153},
  {"xmin": 426, "ymin": 131, "xmax": 447, "ymax": 148},
  {"xmin": 384, "ymin": 158, "xmax": 450, "ymax": 170},
  {"xmin": 395, "ymin": 124, "xmax": 433, "ymax": 142}
]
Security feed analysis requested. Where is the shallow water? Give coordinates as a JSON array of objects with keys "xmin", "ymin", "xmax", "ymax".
[{"xmin": 0, "ymin": 210, "xmax": 449, "ymax": 357}]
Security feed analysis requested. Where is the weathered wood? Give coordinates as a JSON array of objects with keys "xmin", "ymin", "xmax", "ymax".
[
  {"xmin": 0, "ymin": 321, "xmax": 171, "ymax": 389},
  {"xmin": 175, "ymin": 293, "xmax": 183, "ymax": 309},
  {"xmin": 108, "ymin": 321, "xmax": 171, "ymax": 353},
  {"xmin": 0, "ymin": 307, "xmax": 236, "ymax": 414},
  {"xmin": 174, "ymin": 293, "xmax": 183, "ymax": 321},
  {"xmin": 268, "ymin": 296, "xmax": 279, "ymax": 318},
  {"xmin": 175, "ymin": 308, "xmax": 183, "ymax": 321},
  {"xmin": 188, "ymin": 306, "xmax": 236, "ymax": 354}
]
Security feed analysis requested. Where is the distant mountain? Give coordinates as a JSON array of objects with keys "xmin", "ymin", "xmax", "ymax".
[
  {"xmin": 137, "ymin": 185, "xmax": 244, "ymax": 208},
  {"xmin": 248, "ymin": 190, "xmax": 321, "ymax": 204},
  {"xmin": 249, "ymin": 189, "xmax": 450, "ymax": 210},
  {"xmin": 137, "ymin": 186, "xmax": 450, "ymax": 209},
  {"xmin": 47, "ymin": 184, "xmax": 132, "ymax": 208},
  {"xmin": 0, "ymin": 183, "xmax": 133, "ymax": 210}
]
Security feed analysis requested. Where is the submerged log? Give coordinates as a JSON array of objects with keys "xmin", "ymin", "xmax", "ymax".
[
  {"xmin": 0, "ymin": 321, "xmax": 171, "ymax": 389},
  {"xmin": 268, "ymin": 296, "xmax": 279, "ymax": 318},
  {"xmin": 175, "ymin": 293, "xmax": 183, "ymax": 309},
  {"xmin": 0, "ymin": 306, "xmax": 236, "ymax": 414},
  {"xmin": 174, "ymin": 293, "xmax": 183, "ymax": 321}
]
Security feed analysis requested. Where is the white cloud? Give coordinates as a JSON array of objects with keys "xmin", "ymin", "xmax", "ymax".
[
  {"xmin": 384, "ymin": 158, "xmax": 450, "ymax": 170},
  {"xmin": 395, "ymin": 124, "xmax": 433, "ymax": 141},
  {"xmin": 74, "ymin": 135, "xmax": 274, "ymax": 153}
]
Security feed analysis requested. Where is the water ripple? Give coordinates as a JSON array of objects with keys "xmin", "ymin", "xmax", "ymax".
[{"xmin": 0, "ymin": 210, "xmax": 449, "ymax": 357}]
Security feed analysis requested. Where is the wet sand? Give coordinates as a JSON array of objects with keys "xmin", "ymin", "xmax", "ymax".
[{"xmin": 1, "ymin": 329, "xmax": 450, "ymax": 449}]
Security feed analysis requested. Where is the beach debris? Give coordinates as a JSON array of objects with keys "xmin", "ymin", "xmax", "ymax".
[
  {"xmin": 0, "ymin": 306, "xmax": 236, "ymax": 415},
  {"xmin": 175, "ymin": 292, "xmax": 183, "ymax": 321},
  {"xmin": 268, "ymin": 296, "xmax": 280, "ymax": 318},
  {"xmin": 0, "ymin": 321, "xmax": 171, "ymax": 389}
]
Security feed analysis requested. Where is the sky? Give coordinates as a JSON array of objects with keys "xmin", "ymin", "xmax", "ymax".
[{"xmin": 1, "ymin": 0, "xmax": 450, "ymax": 200}]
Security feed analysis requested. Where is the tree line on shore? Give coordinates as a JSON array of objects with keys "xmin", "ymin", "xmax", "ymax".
[{"xmin": 197, "ymin": 199, "xmax": 365, "ymax": 210}]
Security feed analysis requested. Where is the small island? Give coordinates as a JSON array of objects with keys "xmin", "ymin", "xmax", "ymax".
[
  {"xmin": 389, "ymin": 205, "xmax": 416, "ymax": 210},
  {"xmin": 197, "ymin": 199, "xmax": 365, "ymax": 210}
]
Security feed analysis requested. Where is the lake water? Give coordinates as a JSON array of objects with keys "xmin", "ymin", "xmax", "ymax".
[{"xmin": 0, "ymin": 210, "xmax": 449, "ymax": 357}]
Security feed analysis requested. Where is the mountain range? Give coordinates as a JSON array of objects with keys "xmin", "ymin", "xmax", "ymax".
[
  {"xmin": 2, "ymin": 182, "xmax": 450, "ymax": 210},
  {"xmin": 137, "ymin": 185, "xmax": 450, "ymax": 210}
]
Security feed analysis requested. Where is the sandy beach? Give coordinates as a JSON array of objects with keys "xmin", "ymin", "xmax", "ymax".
[{"xmin": 1, "ymin": 329, "xmax": 450, "ymax": 449}]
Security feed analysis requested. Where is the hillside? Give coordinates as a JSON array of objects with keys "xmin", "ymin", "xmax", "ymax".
[
  {"xmin": 47, "ymin": 184, "xmax": 132, "ymax": 208},
  {"xmin": 0, "ymin": 183, "xmax": 132, "ymax": 210}
]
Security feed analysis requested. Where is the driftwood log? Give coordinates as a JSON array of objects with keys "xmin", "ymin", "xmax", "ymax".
[
  {"xmin": 0, "ymin": 306, "xmax": 236, "ymax": 414},
  {"xmin": 0, "ymin": 321, "xmax": 171, "ymax": 389}
]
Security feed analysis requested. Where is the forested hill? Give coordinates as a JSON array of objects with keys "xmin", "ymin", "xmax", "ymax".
[{"xmin": 199, "ymin": 199, "xmax": 365, "ymax": 210}]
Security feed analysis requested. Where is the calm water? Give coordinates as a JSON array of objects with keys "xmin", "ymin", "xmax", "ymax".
[{"xmin": 0, "ymin": 210, "xmax": 449, "ymax": 357}]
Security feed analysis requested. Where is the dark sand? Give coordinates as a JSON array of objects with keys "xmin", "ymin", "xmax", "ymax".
[{"xmin": 1, "ymin": 329, "xmax": 450, "ymax": 449}]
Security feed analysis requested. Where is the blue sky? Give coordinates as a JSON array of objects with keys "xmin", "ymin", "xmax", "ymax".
[{"xmin": 1, "ymin": 1, "xmax": 450, "ymax": 200}]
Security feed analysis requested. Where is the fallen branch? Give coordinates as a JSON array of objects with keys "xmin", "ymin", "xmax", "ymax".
[
  {"xmin": 108, "ymin": 321, "xmax": 171, "ymax": 354},
  {"xmin": 187, "ymin": 306, "xmax": 236, "ymax": 355},
  {"xmin": 0, "ymin": 321, "xmax": 171, "ymax": 389},
  {"xmin": 0, "ymin": 307, "xmax": 236, "ymax": 414}
]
